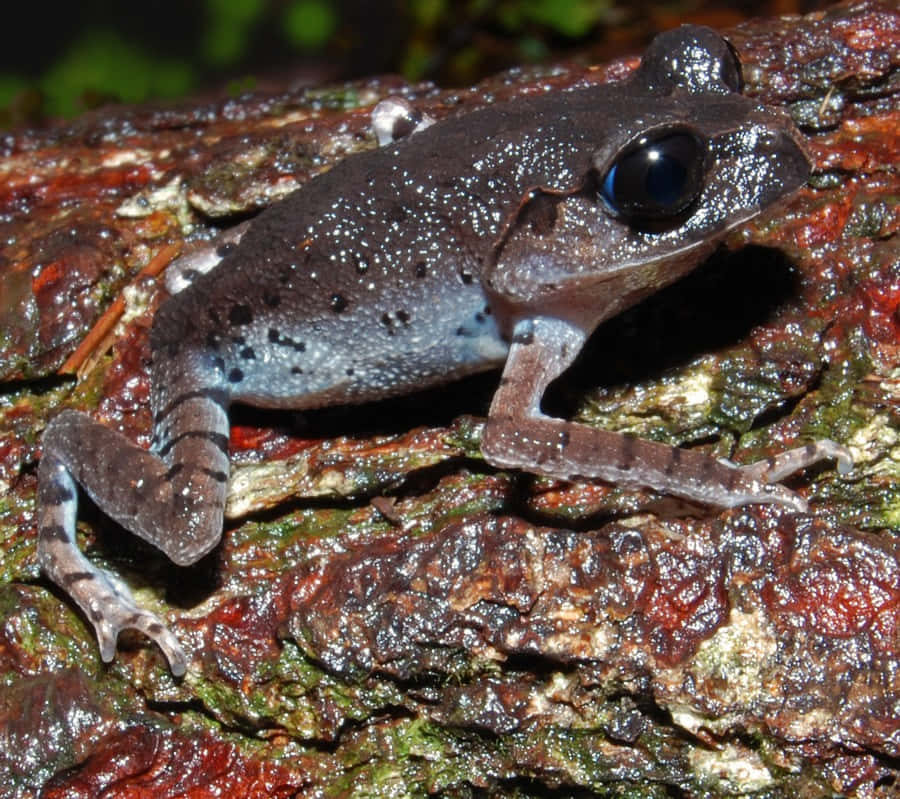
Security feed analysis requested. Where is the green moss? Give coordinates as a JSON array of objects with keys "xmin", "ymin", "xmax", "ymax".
[
  {"xmin": 190, "ymin": 640, "xmax": 408, "ymax": 739},
  {"xmin": 0, "ymin": 585, "xmax": 104, "ymax": 675}
]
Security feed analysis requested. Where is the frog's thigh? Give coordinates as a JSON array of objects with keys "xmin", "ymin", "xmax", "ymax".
[
  {"xmin": 481, "ymin": 316, "xmax": 810, "ymax": 510},
  {"xmin": 42, "ymin": 407, "xmax": 229, "ymax": 561}
]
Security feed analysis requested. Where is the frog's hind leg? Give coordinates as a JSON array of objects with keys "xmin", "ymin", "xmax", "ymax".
[{"xmin": 37, "ymin": 384, "xmax": 231, "ymax": 675}]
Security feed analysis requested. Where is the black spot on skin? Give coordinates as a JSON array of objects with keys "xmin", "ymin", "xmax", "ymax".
[
  {"xmin": 620, "ymin": 433, "xmax": 636, "ymax": 469},
  {"xmin": 263, "ymin": 291, "xmax": 281, "ymax": 308},
  {"xmin": 163, "ymin": 463, "xmax": 184, "ymax": 481},
  {"xmin": 42, "ymin": 524, "xmax": 69, "ymax": 542},
  {"xmin": 346, "ymin": 367, "xmax": 355, "ymax": 376},
  {"xmin": 158, "ymin": 431, "xmax": 229, "ymax": 459},
  {"xmin": 414, "ymin": 261, "xmax": 427, "ymax": 278},
  {"xmin": 240, "ymin": 347, "xmax": 256, "ymax": 360},
  {"xmin": 63, "ymin": 571, "xmax": 95, "ymax": 587},
  {"xmin": 155, "ymin": 388, "xmax": 229, "ymax": 425},
  {"xmin": 216, "ymin": 242, "xmax": 236, "ymax": 258},
  {"xmin": 475, "ymin": 312, "xmax": 485, "ymax": 323},
  {"xmin": 512, "ymin": 329, "xmax": 533, "ymax": 345},
  {"xmin": 330, "ymin": 293, "xmax": 348, "ymax": 313},
  {"xmin": 213, "ymin": 356, "xmax": 226, "ymax": 372},
  {"xmin": 268, "ymin": 327, "xmax": 306, "ymax": 351},
  {"xmin": 483, "ymin": 305, "xmax": 492, "ymax": 315},
  {"xmin": 381, "ymin": 313, "xmax": 392, "ymax": 327},
  {"xmin": 459, "ymin": 269, "xmax": 474, "ymax": 285},
  {"xmin": 228, "ymin": 368, "xmax": 244, "ymax": 383},
  {"xmin": 229, "ymin": 304, "xmax": 253, "ymax": 326},
  {"xmin": 726, "ymin": 468, "xmax": 739, "ymax": 491},
  {"xmin": 291, "ymin": 366, "xmax": 303, "ymax": 375},
  {"xmin": 182, "ymin": 268, "xmax": 200, "ymax": 283},
  {"xmin": 43, "ymin": 481, "xmax": 74, "ymax": 506},
  {"xmin": 456, "ymin": 326, "xmax": 467, "ymax": 337},
  {"xmin": 396, "ymin": 309, "xmax": 410, "ymax": 324},
  {"xmin": 231, "ymin": 335, "xmax": 246, "ymax": 345},
  {"xmin": 201, "ymin": 468, "xmax": 228, "ymax": 483},
  {"xmin": 664, "ymin": 447, "xmax": 683, "ymax": 476}
]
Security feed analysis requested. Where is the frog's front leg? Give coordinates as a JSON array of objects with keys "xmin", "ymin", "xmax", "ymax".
[
  {"xmin": 482, "ymin": 317, "xmax": 850, "ymax": 511},
  {"xmin": 37, "ymin": 382, "xmax": 230, "ymax": 675}
]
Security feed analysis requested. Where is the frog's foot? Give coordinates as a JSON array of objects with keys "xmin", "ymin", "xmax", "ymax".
[
  {"xmin": 41, "ymin": 534, "xmax": 187, "ymax": 675},
  {"xmin": 38, "ymin": 454, "xmax": 189, "ymax": 675},
  {"xmin": 717, "ymin": 439, "xmax": 852, "ymax": 513},
  {"xmin": 724, "ymin": 480, "xmax": 810, "ymax": 513},
  {"xmin": 85, "ymin": 568, "xmax": 189, "ymax": 677},
  {"xmin": 734, "ymin": 439, "xmax": 853, "ymax": 484},
  {"xmin": 371, "ymin": 97, "xmax": 435, "ymax": 146}
]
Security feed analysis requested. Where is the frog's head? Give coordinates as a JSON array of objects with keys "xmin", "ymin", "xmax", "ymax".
[
  {"xmin": 487, "ymin": 25, "xmax": 812, "ymax": 332},
  {"xmin": 594, "ymin": 25, "xmax": 810, "ymax": 231}
]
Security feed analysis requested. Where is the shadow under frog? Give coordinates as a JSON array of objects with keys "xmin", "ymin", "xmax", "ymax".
[{"xmin": 37, "ymin": 25, "xmax": 851, "ymax": 675}]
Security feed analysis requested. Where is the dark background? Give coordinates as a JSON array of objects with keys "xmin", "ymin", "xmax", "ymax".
[{"xmin": 1, "ymin": 0, "xmax": 835, "ymax": 126}]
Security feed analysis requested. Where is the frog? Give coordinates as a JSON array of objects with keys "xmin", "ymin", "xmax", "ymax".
[{"xmin": 37, "ymin": 25, "xmax": 851, "ymax": 676}]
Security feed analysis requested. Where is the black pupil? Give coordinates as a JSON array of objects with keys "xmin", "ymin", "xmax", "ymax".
[
  {"xmin": 601, "ymin": 131, "xmax": 705, "ymax": 222},
  {"xmin": 645, "ymin": 148, "xmax": 687, "ymax": 206}
]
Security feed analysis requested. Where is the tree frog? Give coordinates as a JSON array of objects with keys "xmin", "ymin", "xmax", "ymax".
[{"xmin": 37, "ymin": 26, "xmax": 851, "ymax": 675}]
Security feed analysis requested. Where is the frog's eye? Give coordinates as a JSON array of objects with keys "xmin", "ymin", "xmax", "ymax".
[{"xmin": 599, "ymin": 130, "xmax": 706, "ymax": 223}]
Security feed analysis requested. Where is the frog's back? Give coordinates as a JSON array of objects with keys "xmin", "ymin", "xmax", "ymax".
[{"xmin": 150, "ymin": 89, "xmax": 624, "ymax": 409}]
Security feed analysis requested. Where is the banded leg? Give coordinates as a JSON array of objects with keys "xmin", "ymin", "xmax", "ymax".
[
  {"xmin": 482, "ymin": 316, "xmax": 851, "ymax": 511},
  {"xmin": 37, "ymin": 387, "xmax": 230, "ymax": 675}
]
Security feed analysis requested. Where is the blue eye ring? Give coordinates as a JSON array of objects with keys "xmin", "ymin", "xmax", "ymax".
[{"xmin": 600, "ymin": 128, "xmax": 707, "ymax": 224}]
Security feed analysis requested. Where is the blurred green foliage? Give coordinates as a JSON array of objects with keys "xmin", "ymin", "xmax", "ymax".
[
  {"xmin": 499, "ymin": 0, "xmax": 614, "ymax": 38},
  {"xmin": 42, "ymin": 31, "xmax": 194, "ymax": 118},
  {"xmin": 0, "ymin": 0, "xmax": 628, "ymax": 125},
  {"xmin": 0, "ymin": 0, "xmax": 818, "ymax": 125},
  {"xmin": 202, "ymin": 0, "xmax": 268, "ymax": 67},
  {"xmin": 283, "ymin": 0, "xmax": 339, "ymax": 49}
]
